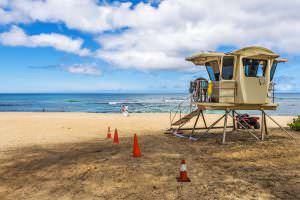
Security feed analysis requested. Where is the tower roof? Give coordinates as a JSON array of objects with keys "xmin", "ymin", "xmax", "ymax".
[{"xmin": 186, "ymin": 46, "xmax": 282, "ymax": 66}]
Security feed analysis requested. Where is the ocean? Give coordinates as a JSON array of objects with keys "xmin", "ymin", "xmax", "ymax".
[{"xmin": 0, "ymin": 93, "xmax": 299, "ymax": 116}]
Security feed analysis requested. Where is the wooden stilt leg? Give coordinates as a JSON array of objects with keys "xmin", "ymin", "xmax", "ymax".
[
  {"xmin": 261, "ymin": 110, "xmax": 264, "ymax": 140},
  {"xmin": 264, "ymin": 111, "xmax": 268, "ymax": 135},
  {"xmin": 222, "ymin": 110, "xmax": 229, "ymax": 144},
  {"xmin": 200, "ymin": 110, "xmax": 207, "ymax": 129},
  {"xmin": 190, "ymin": 110, "xmax": 201, "ymax": 138},
  {"xmin": 232, "ymin": 110, "xmax": 236, "ymax": 131}
]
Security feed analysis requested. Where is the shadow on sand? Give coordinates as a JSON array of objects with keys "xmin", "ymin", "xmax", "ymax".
[{"xmin": 0, "ymin": 129, "xmax": 299, "ymax": 200}]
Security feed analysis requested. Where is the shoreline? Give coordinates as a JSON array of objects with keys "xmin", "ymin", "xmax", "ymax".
[{"xmin": 0, "ymin": 111, "xmax": 297, "ymax": 116}]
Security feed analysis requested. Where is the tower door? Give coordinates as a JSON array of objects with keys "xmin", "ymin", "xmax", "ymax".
[{"xmin": 242, "ymin": 59, "xmax": 268, "ymax": 104}]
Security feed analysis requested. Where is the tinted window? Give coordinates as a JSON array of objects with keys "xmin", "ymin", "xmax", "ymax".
[
  {"xmin": 205, "ymin": 61, "xmax": 220, "ymax": 81},
  {"xmin": 243, "ymin": 59, "xmax": 267, "ymax": 77},
  {"xmin": 270, "ymin": 61, "xmax": 277, "ymax": 81},
  {"xmin": 206, "ymin": 65, "xmax": 216, "ymax": 81},
  {"xmin": 222, "ymin": 56, "xmax": 234, "ymax": 80}
]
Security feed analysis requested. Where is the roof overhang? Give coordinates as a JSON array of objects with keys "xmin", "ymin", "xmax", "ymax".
[
  {"xmin": 275, "ymin": 58, "xmax": 288, "ymax": 63},
  {"xmin": 185, "ymin": 52, "xmax": 225, "ymax": 66},
  {"xmin": 231, "ymin": 46, "xmax": 279, "ymax": 58},
  {"xmin": 186, "ymin": 46, "xmax": 282, "ymax": 66}
]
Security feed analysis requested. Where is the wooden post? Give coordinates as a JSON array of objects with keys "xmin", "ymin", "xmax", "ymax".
[
  {"xmin": 263, "ymin": 111, "xmax": 268, "ymax": 135},
  {"xmin": 264, "ymin": 111, "xmax": 294, "ymax": 139},
  {"xmin": 200, "ymin": 110, "xmax": 208, "ymax": 129},
  {"xmin": 204, "ymin": 113, "xmax": 226, "ymax": 134},
  {"xmin": 222, "ymin": 110, "xmax": 229, "ymax": 144},
  {"xmin": 232, "ymin": 110, "xmax": 236, "ymax": 131},
  {"xmin": 190, "ymin": 110, "xmax": 201, "ymax": 138},
  {"xmin": 261, "ymin": 110, "xmax": 264, "ymax": 140}
]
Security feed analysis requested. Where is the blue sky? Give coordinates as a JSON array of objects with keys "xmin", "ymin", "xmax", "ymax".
[{"xmin": 0, "ymin": 0, "xmax": 299, "ymax": 93}]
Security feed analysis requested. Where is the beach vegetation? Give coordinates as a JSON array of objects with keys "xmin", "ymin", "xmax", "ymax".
[{"xmin": 288, "ymin": 116, "xmax": 300, "ymax": 131}]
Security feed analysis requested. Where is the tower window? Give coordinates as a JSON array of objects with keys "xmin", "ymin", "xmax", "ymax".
[
  {"xmin": 222, "ymin": 56, "xmax": 234, "ymax": 80},
  {"xmin": 243, "ymin": 58, "xmax": 267, "ymax": 77}
]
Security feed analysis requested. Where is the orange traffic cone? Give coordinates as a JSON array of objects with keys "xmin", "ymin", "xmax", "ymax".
[
  {"xmin": 106, "ymin": 126, "xmax": 112, "ymax": 139},
  {"xmin": 133, "ymin": 134, "xmax": 141, "ymax": 157},
  {"xmin": 113, "ymin": 128, "xmax": 119, "ymax": 144},
  {"xmin": 177, "ymin": 160, "xmax": 190, "ymax": 182}
]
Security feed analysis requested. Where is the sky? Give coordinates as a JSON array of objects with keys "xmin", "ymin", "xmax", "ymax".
[{"xmin": 0, "ymin": 0, "xmax": 299, "ymax": 93}]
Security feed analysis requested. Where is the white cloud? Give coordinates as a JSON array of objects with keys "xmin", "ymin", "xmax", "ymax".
[
  {"xmin": 0, "ymin": 26, "xmax": 91, "ymax": 56},
  {"xmin": 4, "ymin": 0, "xmax": 125, "ymax": 32},
  {"xmin": 63, "ymin": 63, "xmax": 101, "ymax": 76},
  {"xmin": 0, "ymin": 8, "xmax": 28, "ymax": 24},
  {"xmin": 97, "ymin": 49, "xmax": 189, "ymax": 70},
  {"xmin": 1, "ymin": 0, "xmax": 300, "ymax": 70},
  {"xmin": 97, "ymin": 0, "xmax": 300, "ymax": 70}
]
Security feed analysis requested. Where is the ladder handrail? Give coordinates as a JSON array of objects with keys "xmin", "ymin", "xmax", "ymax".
[{"xmin": 169, "ymin": 95, "xmax": 194, "ymax": 127}]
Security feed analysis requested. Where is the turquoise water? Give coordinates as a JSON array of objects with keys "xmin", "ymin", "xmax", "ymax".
[{"xmin": 0, "ymin": 93, "xmax": 299, "ymax": 115}]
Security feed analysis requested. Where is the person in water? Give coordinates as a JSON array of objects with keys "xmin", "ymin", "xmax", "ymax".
[{"xmin": 121, "ymin": 105, "xmax": 129, "ymax": 117}]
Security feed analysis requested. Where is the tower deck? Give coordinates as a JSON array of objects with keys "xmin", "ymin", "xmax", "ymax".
[{"xmin": 195, "ymin": 102, "xmax": 277, "ymax": 110}]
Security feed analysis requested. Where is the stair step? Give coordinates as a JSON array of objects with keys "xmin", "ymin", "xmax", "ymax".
[{"xmin": 172, "ymin": 110, "xmax": 199, "ymax": 126}]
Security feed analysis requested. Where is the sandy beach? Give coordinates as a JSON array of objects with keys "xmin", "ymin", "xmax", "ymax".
[{"xmin": 0, "ymin": 112, "xmax": 299, "ymax": 199}]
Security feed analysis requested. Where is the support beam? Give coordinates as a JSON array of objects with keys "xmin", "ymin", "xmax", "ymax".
[
  {"xmin": 261, "ymin": 110, "xmax": 265, "ymax": 140},
  {"xmin": 200, "ymin": 110, "xmax": 208, "ymax": 129},
  {"xmin": 172, "ymin": 126, "xmax": 233, "ymax": 131},
  {"xmin": 190, "ymin": 110, "xmax": 201, "ymax": 138},
  {"xmin": 222, "ymin": 110, "xmax": 229, "ymax": 144},
  {"xmin": 264, "ymin": 111, "xmax": 295, "ymax": 139},
  {"xmin": 264, "ymin": 111, "xmax": 268, "ymax": 135},
  {"xmin": 232, "ymin": 110, "xmax": 236, "ymax": 131},
  {"xmin": 203, "ymin": 113, "xmax": 226, "ymax": 134}
]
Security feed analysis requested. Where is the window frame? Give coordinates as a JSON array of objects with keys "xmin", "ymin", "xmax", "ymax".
[
  {"xmin": 205, "ymin": 61, "xmax": 220, "ymax": 81},
  {"xmin": 221, "ymin": 56, "xmax": 235, "ymax": 80},
  {"xmin": 242, "ymin": 58, "xmax": 267, "ymax": 78},
  {"xmin": 270, "ymin": 60, "xmax": 278, "ymax": 81}
]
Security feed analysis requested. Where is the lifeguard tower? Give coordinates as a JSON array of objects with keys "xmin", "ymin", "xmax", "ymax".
[{"xmin": 169, "ymin": 46, "xmax": 294, "ymax": 143}]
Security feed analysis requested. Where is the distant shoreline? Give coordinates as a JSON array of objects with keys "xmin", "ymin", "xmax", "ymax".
[
  {"xmin": 0, "ymin": 93, "xmax": 299, "ymax": 115},
  {"xmin": 0, "ymin": 111, "xmax": 296, "ymax": 117}
]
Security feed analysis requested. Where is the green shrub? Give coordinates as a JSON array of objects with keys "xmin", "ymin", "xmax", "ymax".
[{"xmin": 288, "ymin": 116, "xmax": 300, "ymax": 131}]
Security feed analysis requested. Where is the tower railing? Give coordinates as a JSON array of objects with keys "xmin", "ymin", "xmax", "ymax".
[{"xmin": 169, "ymin": 95, "xmax": 196, "ymax": 128}]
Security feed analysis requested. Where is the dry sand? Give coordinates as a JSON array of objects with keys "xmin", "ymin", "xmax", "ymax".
[{"xmin": 0, "ymin": 112, "xmax": 299, "ymax": 199}]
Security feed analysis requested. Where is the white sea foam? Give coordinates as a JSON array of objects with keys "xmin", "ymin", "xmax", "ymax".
[
  {"xmin": 163, "ymin": 99, "xmax": 185, "ymax": 103},
  {"xmin": 108, "ymin": 101, "xmax": 120, "ymax": 105}
]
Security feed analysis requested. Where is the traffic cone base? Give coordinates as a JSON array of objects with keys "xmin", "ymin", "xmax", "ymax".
[
  {"xmin": 133, "ymin": 134, "xmax": 142, "ymax": 157},
  {"xmin": 177, "ymin": 160, "xmax": 191, "ymax": 182},
  {"xmin": 113, "ymin": 128, "xmax": 119, "ymax": 144},
  {"xmin": 176, "ymin": 174, "xmax": 190, "ymax": 182}
]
